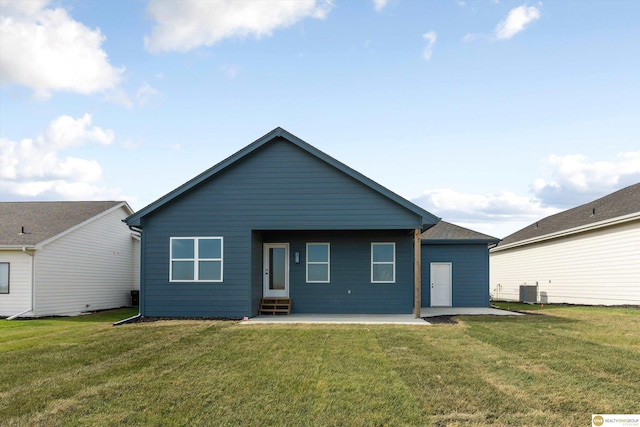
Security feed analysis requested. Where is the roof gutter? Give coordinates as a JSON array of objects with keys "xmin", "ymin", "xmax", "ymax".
[
  {"xmin": 0, "ymin": 245, "xmax": 37, "ymax": 251},
  {"xmin": 127, "ymin": 224, "xmax": 143, "ymax": 234},
  {"xmin": 421, "ymin": 239, "xmax": 501, "ymax": 245},
  {"xmin": 6, "ymin": 247, "xmax": 35, "ymax": 320},
  {"xmin": 488, "ymin": 241, "xmax": 500, "ymax": 250}
]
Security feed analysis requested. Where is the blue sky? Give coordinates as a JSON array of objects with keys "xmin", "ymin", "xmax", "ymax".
[{"xmin": 1, "ymin": 0, "xmax": 639, "ymax": 238}]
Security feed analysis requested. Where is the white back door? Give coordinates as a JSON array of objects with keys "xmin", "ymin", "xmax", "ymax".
[{"xmin": 430, "ymin": 262, "xmax": 452, "ymax": 307}]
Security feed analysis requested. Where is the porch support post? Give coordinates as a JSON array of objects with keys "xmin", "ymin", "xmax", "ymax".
[{"xmin": 413, "ymin": 228, "xmax": 421, "ymax": 318}]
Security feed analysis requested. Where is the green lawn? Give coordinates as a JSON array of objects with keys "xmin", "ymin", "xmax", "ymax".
[{"xmin": 1, "ymin": 304, "xmax": 638, "ymax": 426}]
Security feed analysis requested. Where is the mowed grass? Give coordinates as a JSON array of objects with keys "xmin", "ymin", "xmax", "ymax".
[{"xmin": 1, "ymin": 304, "xmax": 638, "ymax": 426}]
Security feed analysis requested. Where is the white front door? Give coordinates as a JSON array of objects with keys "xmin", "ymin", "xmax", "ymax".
[
  {"xmin": 263, "ymin": 243, "xmax": 289, "ymax": 298},
  {"xmin": 430, "ymin": 262, "xmax": 452, "ymax": 307}
]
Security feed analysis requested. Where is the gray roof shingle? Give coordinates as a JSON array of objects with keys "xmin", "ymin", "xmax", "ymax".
[
  {"xmin": 497, "ymin": 182, "xmax": 640, "ymax": 248},
  {"xmin": 421, "ymin": 221, "xmax": 499, "ymax": 243},
  {"xmin": 0, "ymin": 201, "xmax": 126, "ymax": 246}
]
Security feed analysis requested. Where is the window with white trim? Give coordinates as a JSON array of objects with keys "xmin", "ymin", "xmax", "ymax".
[
  {"xmin": 170, "ymin": 237, "xmax": 223, "ymax": 282},
  {"xmin": 371, "ymin": 242, "xmax": 395, "ymax": 283},
  {"xmin": 306, "ymin": 243, "xmax": 330, "ymax": 283},
  {"xmin": 0, "ymin": 263, "xmax": 8, "ymax": 293}
]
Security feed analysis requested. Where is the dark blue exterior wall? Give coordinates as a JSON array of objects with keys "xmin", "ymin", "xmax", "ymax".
[
  {"xmin": 258, "ymin": 230, "xmax": 414, "ymax": 315},
  {"xmin": 138, "ymin": 138, "xmax": 423, "ymax": 318},
  {"xmin": 421, "ymin": 244, "xmax": 490, "ymax": 307}
]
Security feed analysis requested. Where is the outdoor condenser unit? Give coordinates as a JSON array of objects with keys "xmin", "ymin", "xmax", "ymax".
[{"xmin": 519, "ymin": 285, "xmax": 538, "ymax": 304}]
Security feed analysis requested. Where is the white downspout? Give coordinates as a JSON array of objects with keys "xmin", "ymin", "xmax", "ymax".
[{"xmin": 6, "ymin": 248, "xmax": 35, "ymax": 320}]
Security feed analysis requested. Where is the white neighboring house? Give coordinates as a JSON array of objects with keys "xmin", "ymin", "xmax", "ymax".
[
  {"xmin": 490, "ymin": 183, "xmax": 640, "ymax": 306},
  {"xmin": 0, "ymin": 201, "xmax": 140, "ymax": 318}
]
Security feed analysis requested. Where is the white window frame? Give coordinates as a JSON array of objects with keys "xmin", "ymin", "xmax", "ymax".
[
  {"xmin": 306, "ymin": 243, "xmax": 330, "ymax": 283},
  {"xmin": 371, "ymin": 242, "xmax": 396, "ymax": 283},
  {"xmin": 169, "ymin": 237, "xmax": 223, "ymax": 282},
  {"xmin": 0, "ymin": 262, "xmax": 9, "ymax": 294}
]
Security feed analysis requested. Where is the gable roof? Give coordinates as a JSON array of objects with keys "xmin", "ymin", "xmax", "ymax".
[
  {"xmin": 421, "ymin": 220, "xmax": 499, "ymax": 244},
  {"xmin": 126, "ymin": 127, "xmax": 440, "ymax": 227},
  {"xmin": 494, "ymin": 182, "xmax": 640, "ymax": 251},
  {"xmin": 0, "ymin": 201, "xmax": 132, "ymax": 248}
]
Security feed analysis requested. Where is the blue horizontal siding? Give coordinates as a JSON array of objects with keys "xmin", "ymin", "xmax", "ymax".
[
  {"xmin": 421, "ymin": 244, "xmax": 490, "ymax": 308},
  {"xmin": 260, "ymin": 230, "xmax": 413, "ymax": 315},
  {"xmin": 145, "ymin": 139, "xmax": 422, "ymax": 230},
  {"xmin": 141, "ymin": 225, "xmax": 251, "ymax": 318},
  {"xmin": 140, "ymin": 139, "xmax": 422, "ymax": 318}
]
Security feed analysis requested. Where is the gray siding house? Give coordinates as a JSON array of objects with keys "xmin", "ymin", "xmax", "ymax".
[{"xmin": 126, "ymin": 128, "xmax": 498, "ymax": 318}]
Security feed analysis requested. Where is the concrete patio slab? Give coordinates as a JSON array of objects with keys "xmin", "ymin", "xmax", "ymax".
[
  {"xmin": 240, "ymin": 307, "xmax": 521, "ymax": 325},
  {"xmin": 241, "ymin": 313, "xmax": 430, "ymax": 325},
  {"xmin": 421, "ymin": 307, "xmax": 523, "ymax": 317}
]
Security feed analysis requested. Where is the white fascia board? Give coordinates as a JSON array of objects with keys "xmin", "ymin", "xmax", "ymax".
[
  {"xmin": 491, "ymin": 211, "xmax": 640, "ymax": 253},
  {"xmin": 36, "ymin": 202, "xmax": 131, "ymax": 249}
]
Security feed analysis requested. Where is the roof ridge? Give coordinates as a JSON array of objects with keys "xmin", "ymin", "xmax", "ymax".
[{"xmin": 126, "ymin": 128, "xmax": 440, "ymax": 227}]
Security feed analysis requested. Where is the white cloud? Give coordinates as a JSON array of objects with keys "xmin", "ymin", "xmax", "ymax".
[
  {"xmin": 495, "ymin": 5, "xmax": 541, "ymax": 40},
  {"xmin": 412, "ymin": 188, "xmax": 560, "ymax": 238},
  {"xmin": 43, "ymin": 114, "xmax": 114, "ymax": 150},
  {"xmin": 410, "ymin": 151, "xmax": 640, "ymax": 237},
  {"xmin": 414, "ymin": 188, "xmax": 557, "ymax": 222},
  {"xmin": 422, "ymin": 31, "xmax": 437, "ymax": 61},
  {"xmin": 0, "ymin": 114, "xmax": 126, "ymax": 201},
  {"xmin": 136, "ymin": 82, "xmax": 160, "ymax": 106},
  {"xmin": 1, "ymin": 180, "xmax": 126, "ymax": 201},
  {"xmin": 0, "ymin": 0, "xmax": 124, "ymax": 98},
  {"xmin": 533, "ymin": 151, "xmax": 640, "ymax": 207},
  {"xmin": 121, "ymin": 139, "xmax": 143, "ymax": 150},
  {"xmin": 103, "ymin": 88, "xmax": 134, "ymax": 109},
  {"xmin": 144, "ymin": 0, "xmax": 334, "ymax": 53},
  {"xmin": 220, "ymin": 64, "xmax": 240, "ymax": 79},
  {"xmin": 373, "ymin": 0, "xmax": 391, "ymax": 12}
]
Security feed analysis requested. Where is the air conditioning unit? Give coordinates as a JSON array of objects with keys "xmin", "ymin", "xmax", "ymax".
[{"xmin": 519, "ymin": 285, "xmax": 538, "ymax": 304}]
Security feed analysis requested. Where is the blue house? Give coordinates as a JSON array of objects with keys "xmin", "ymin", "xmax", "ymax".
[{"xmin": 125, "ymin": 128, "xmax": 498, "ymax": 318}]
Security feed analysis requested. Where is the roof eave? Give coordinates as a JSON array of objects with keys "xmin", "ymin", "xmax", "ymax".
[
  {"xmin": 126, "ymin": 129, "xmax": 284, "ymax": 226},
  {"xmin": 37, "ymin": 202, "xmax": 132, "ymax": 248},
  {"xmin": 491, "ymin": 211, "xmax": 640, "ymax": 252}
]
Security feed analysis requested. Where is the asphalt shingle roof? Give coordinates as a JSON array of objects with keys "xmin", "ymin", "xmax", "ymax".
[
  {"xmin": 0, "ymin": 201, "xmax": 125, "ymax": 246},
  {"xmin": 497, "ymin": 182, "xmax": 640, "ymax": 248},
  {"xmin": 421, "ymin": 220, "xmax": 499, "ymax": 242}
]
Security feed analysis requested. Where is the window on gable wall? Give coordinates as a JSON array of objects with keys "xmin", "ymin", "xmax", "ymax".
[
  {"xmin": 371, "ymin": 242, "xmax": 395, "ymax": 283},
  {"xmin": 306, "ymin": 243, "xmax": 330, "ymax": 283},
  {"xmin": 170, "ymin": 237, "xmax": 223, "ymax": 282},
  {"xmin": 0, "ymin": 263, "xmax": 9, "ymax": 293}
]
